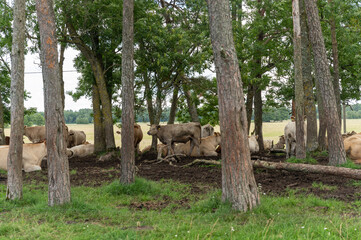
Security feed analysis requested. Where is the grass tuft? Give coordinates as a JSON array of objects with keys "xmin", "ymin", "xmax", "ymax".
[
  {"xmin": 338, "ymin": 159, "xmax": 361, "ymax": 169},
  {"xmin": 286, "ymin": 155, "xmax": 318, "ymax": 164},
  {"xmin": 104, "ymin": 177, "xmax": 162, "ymax": 196}
]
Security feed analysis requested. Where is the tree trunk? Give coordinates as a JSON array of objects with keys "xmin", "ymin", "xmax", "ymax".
[
  {"xmin": 92, "ymin": 84, "xmax": 106, "ymax": 153},
  {"xmin": 293, "ymin": 0, "xmax": 306, "ymax": 159},
  {"xmin": 183, "ymin": 86, "xmax": 199, "ymax": 123},
  {"xmin": 65, "ymin": 20, "xmax": 115, "ymax": 150},
  {"xmin": 316, "ymin": 81, "xmax": 327, "ymax": 151},
  {"xmin": 36, "ymin": 0, "xmax": 71, "ymax": 206},
  {"xmin": 246, "ymin": 84, "xmax": 254, "ymax": 135},
  {"xmin": 253, "ymin": 86, "xmax": 264, "ymax": 152},
  {"xmin": 207, "ymin": 0, "xmax": 260, "ymax": 211},
  {"xmin": 168, "ymin": 84, "xmax": 179, "ymax": 124},
  {"xmin": 59, "ymin": 25, "xmax": 66, "ymax": 110},
  {"xmin": 343, "ymin": 103, "xmax": 346, "ymax": 133},
  {"xmin": 304, "ymin": 0, "xmax": 346, "ymax": 165},
  {"xmin": 143, "ymin": 71, "xmax": 158, "ymax": 151},
  {"xmin": 6, "ymin": 0, "xmax": 26, "ymax": 200},
  {"xmin": 120, "ymin": 0, "xmax": 135, "ymax": 184},
  {"xmin": 300, "ymin": 0, "xmax": 318, "ymax": 152},
  {"xmin": 328, "ymin": 0, "xmax": 341, "ymax": 126},
  {"xmin": 0, "ymin": 94, "xmax": 5, "ymax": 145}
]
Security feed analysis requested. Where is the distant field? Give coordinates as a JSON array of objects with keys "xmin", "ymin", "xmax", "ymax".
[{"xmin": 5, "ymin": 119, "xmax": 361, "ymax": 150}]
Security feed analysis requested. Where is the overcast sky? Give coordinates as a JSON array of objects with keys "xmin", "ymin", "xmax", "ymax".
[{"xmin": 24, "ymin": 48, "xmax": 92, "ymax": 112}]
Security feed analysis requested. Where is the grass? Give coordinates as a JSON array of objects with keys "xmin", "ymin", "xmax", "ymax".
[
  {"xmin": 338, "ymin": 159, "xmax": 361, "ymax": 169},
  {"xmin": 1, "ymin": 178, "xmax": 361, "ymax": 239},
  {"xmin": 286, "ymin": 155, "xmax": 318, "ymax": 164},
  {"xmin": 312, "ymin": 182, "xmax": 338, "ymax": 191}
]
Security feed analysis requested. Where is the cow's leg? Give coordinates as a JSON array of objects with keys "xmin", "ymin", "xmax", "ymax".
[
  {"xmin": 285, "ymin": 137, "xmax": 290, "ymax": 158},
  {"xmin": 189, "ymin": 138, "xmax": 200, "ymax": 157}
]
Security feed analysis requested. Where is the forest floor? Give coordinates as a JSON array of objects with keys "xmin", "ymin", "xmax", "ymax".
[{"xmin": 1, "ymin": 151, "xmax": 360, "ymax": 203}]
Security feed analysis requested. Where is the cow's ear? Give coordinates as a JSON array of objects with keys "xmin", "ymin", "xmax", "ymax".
[
  {"xmin": 156, "ymin": 125, "xmax": 160, "ymax": 129},
  {"xmin": 24, "ymin": 126, "xmax": 27, "ymax": 129}
]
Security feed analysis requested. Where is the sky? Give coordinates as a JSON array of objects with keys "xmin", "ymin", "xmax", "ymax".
[{"xmin": 24, "ymin": 48, "xmax": 92, "ymax": 112}]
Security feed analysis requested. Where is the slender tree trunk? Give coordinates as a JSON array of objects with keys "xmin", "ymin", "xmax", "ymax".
[
  {"xmin": 207, "ymin": 0, "xmax": 260, "ymax": 211},
  {"xmin": 183, "ymin": 86, "xmax": 200, "ymax": 123},
  {"xmin": 59, "ymin": 25, "xmax": 66, "ymax": 110},
  {"xmin": 120, "ymin": 0, "xmax": 135, "ymax": 184},
  {"xmin": 328, "ymin": 0, "xmax": 341, "ymax": 126},
  {"xmin": 304, "ymin": 0, "xmax": 346, "ymax": 165},
  {"xmin": 0, "ymin": 95, "xmax": 5, "ymax": 145},
  {"xmin": 143, "ymin": 72, "xmax": 158, "ymax": 151},
  {"xmin": 316, "ymin": 82, "xmax": 327, "ymax": 150},
  {"xmin": 254, "ymin": 86, "xmax": 264, "ymax": 152},
  {"xmin": 293, "ymin": 0, "xmax": 306, "ymax": 159},
  {"xmin": 300, "ymin": 0, "xmax": 318, "ymax": 152},
  {"xmin": 6, "ymin": 0, "xmax": 26, "ymax": 200},
  {"xmin": 36, "ymin": 0, "xmax": 71, "ymax": 205},
  {"xmin": 343, "ymin": 103, "xmax": 346, "ymax": 133},
  {"xmin": 168, "ymin": 84, "xmax": 179, "ymax": 124},
  {"xmin": 246, "ymin": 84, "xmax": 254, "ymax": 135},
  {"xmin": 92, "ymin": 84, "xmax": 106, "ymax": 152}
]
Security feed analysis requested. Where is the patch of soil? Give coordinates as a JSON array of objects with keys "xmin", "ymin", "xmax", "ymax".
[{"xmin": 0, "ymin": 151, "xmax": 360, "ymax": 202}]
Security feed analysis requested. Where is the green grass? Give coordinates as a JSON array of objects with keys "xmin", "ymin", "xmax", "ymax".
[
  {"xmin": 338, "ymin": 159, "xmax": 361, "ymax": 169},
  {"xmin": 312, "ymin": 182, "xmax": 338, "ymax": 191},
  {"xmin": 286, "ymin": 155, "xmax": 318, "ymax": 164},
  {"xmin": 1, "ymin": 178, "xmax": 361, "ymax": 239}
]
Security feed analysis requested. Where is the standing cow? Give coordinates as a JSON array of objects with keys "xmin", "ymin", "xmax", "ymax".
[
  {"xmin": 147, "ymin": 122, "xmax": 201, "ymax": 159},
  {"xmin": 67, "ymin": 130, "xmax": 86, "ymax": 148},
  {"xmin": 284, "ymin": 121, "xmax": 307, "ymax": 158},
  {"xmin": 116, "ymin": 123, "xmax": 143, "ymax": 154}
]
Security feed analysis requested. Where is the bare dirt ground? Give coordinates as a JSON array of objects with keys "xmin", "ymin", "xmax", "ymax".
[{"xmin": 1, "ymin": 151, "xmax": 360, "ymax": 203}]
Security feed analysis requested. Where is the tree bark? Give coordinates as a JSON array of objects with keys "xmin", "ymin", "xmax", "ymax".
[
  {"xmin": 36, "ymin": 0, "xmax": 71, "ymax": 206},
  {"xmin": 300, "ymin": 0, "xmax": 318, "ymax": 152},
  {"xmin": 254, "ymin": 86, "xmax": 264, "ymax": 152},
  {"xmin": 120, "ymin": 0, "xmax": 135, "ymax": 184},
  {"xmin": 304, "ymin": 0, "xmax": 346, "ymax": 165},
  {"xmin": 328, "ymin": 0, "xmax": 341, "ymax": 127},
  {"xmin": 59, "ymin": 25, "xmax": 67, "ymax": 111},
  {"xmin": 92, "ymin": 84, "xmax": 106, "ymax": 153},
  {"xmin": 207, "ymin": 0, "xmax": 260, "ymax": 211},
  {"xmin": 343, "ymin": 103, "xmax": 346, "ymax": 133},
  {"xmin": 184, "ymin": 159, "xmax": 361, "ymax": 181},
  {"xmin": 6, "ymin": 0, "xmax": 26, "ymax": 200},
  {"xmin": 183, "ymin": 86, "xmax": 200, "ymax": 123},
  {"xmin": 168, "ymin": 84, "xmax": 179, "ymax": 124},
  {"xmin": 246, "ymin": 84, "xmax": 254, "ymax": 135},
  {"xmin": 293, "ymin": 0, "xmax": 306, "ymax": 159},
  {"xmin": 0, "ymin": 94, "xmax": 5, "ymax": 145}
]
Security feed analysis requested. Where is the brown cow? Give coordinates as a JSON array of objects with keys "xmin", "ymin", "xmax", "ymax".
[
  {"xmin": 24, "ymin": 126, "xmax": 46, "ymax": 143},
  {"xmin": 141, "ymin": 144, "xmax": 168, "ymax": 159},
  {"xmin": 116, "ymin": 123, "xmax": 143, "ymax": 154},
  {"xmin": 147, "ymin": 122, "xmax": 201, "ymax": 159},
  {"xmin": 175, "ymin": 132, "xmax": 221, "ymax": 157},
  {"xmin": 67, "ymin": 130, "xmax": 86, "ymax": 148}
]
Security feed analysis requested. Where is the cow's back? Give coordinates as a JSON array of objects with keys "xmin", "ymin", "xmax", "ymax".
[
  {"xmin": 24, "ymin": 126, "xmax": 46, "ymax": 143},
  {"xmin": 0, "ymin": 146, "xmax": 9, "ymax": 170}
]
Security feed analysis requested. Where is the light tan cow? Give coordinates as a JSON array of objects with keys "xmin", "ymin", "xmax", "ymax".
[
  {"xmin": 343, "ymin": 134, "xmax": 361, "ymax": 163},
  {"xmin": 263, "ymin": 139, "xmax": 274, "ymax": 151},
  {"xmin": 174, "ymin": 132, "xmax": 221, "ymax": 157},
  {"xmin": 274, "ymin": 135, "xmax": 285, "ymax": 149},
  {"xmin": 142, "ymin": 144, "xmax": 168, "ymax": 159},
  {"xmin": 24, "ymin": 126, "xmax": 46, "ymax": 143},
  {"xmin": 67, "ymin": 142, "xmax": 94, "ymax": 158},
  {"xmin": 0, "ymin": 142, "xmax": 47, "ymax": 172},
  {"xmin": 201, "ymin": 124, "xmax": 214, "ymax": 138},
  {"xmin": 248, "ymin": 135, "xmax": 259, "ymax": 153},
  {"xmin": 67, "ymin": 130, "xmax": 86, "ymax": 148}
]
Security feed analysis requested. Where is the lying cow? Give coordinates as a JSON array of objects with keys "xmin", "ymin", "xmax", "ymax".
[
  {"xmin": 0, "ymin": 142, "xmax": 47, "ymax": 172},
  {"xmin": 284, "ymin": 121, "xmax": 307, "ymax": 158},
  {"xmin": 24, "ymin": 125, "xmax": 46, "ymax": 143},
  {"xmin": 343, "ymin": 134, "xmax": 361, "ymax": 163},
  {"xmin": 147, "ymin": 122, "xmax": 201, "ymax": 159},
  {"xmin": 67, "ymin": 130, "xmax": 86, "ymax": 148},
  {"xmin": 67, "ymin": 142, "xmax": 94, "ymax": 158},
  {"xmin": 201, "ymin": 124, "xmax": 214, "ymax": 138},
  {"xmin": 142, "ymin": 144, "xmax": 169, "ymax": 159},
  {"xmin": 174, "ymin": 132, "xmax": 221, "ymax": 157},
  {"xmin": 274, "ymin": 135, "xmax": 285, "ymax": 149},
  {"xmin": 263, "ymin": 139, "xmax": 274, "ymax": 151}
]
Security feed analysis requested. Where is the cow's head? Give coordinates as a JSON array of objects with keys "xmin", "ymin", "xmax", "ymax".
[{"xmin": 147, "ymin": 124, "xmax": 160, "ymax": 136}]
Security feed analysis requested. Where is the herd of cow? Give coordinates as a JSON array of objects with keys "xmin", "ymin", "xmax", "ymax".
[
  {"xmin": 1, "ymin": 120, "xmax": 361, "ymax": 173},
  {"xmin": 0, "ymin": 125, "xmax": 92, "ymax": 172}
]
